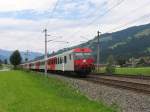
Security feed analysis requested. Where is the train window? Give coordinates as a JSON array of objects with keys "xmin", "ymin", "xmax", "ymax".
[
  {"xmin": 58, "ymin": 58, "xmax": 59, "ymax": 64},
  {"xmin": 55, "ymin": 58, "xmax": 56, "ymax": 64},
  {"xmin": 74, "ymin": 52, "xmax": 93, "ymax": 59},
  {"xmin": 53, "ymin": 59, "xmax": 54, "ymax": 64},
  {"xmin": 52, "ymin": 59, "xmax": 54, "ymax": 64},
  {"xmin": 48, "ymin": 60, "xmax": 50, "ymax": 65},
  {"xmin": 51, "ymin": 59, "xmax": 52, "ymax": 64},
  {"xmin": 69, "ymin": 54, "xmax": 72, "ymax": 60},
  {"xmin": 54, "ymin": 59, "xmax": 56, "ymax": 64},
  {"xmin": 56, "ymin": 58, "xmax": 57, "ymax": 64},
  {"xmin": 60, "ymin": 57, "xmax": 62, "ymax": 64},
  {"xmin": 64, "ymin": 56, "xmax": 67, "ymax": 64}
]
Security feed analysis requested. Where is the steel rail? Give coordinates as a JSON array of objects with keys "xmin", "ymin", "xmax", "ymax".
[
  {"xmin": 85, "ymin": 75, "xmax": 150, "ymax": 95},
  {"xmin": 92, "ymin": 73, "xmax": 150, "ymax": 80}
]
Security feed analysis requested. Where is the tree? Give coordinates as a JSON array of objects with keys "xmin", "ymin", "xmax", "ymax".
[
  {"xmin": 106, "ymin": 55, "xmax": 116, "ymax": 74},
  {"xmin": 10, "ymin": 50, "xmax": 22, "ymax": 68}
]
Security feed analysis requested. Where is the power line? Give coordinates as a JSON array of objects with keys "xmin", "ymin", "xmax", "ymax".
[
  {"xmin": 68, "ymin": 0, "xmax": 125, "ymax": 38},
  {"xmin": 67, "ymin": 0, "xmax": 125, "ymax": 44},
  {"xmin": 71, "ymin": 1, "xmax": 149, "ymax": 43},
  {"xmin": 24, "ymin": 50, "xmax": 30, "ymax": 62},
  {"xmin": 84, "ymin": 0, "xmax": 125, "ymax": 27},
  {"xmin": 107, "ymin": 13, "xmax": 150, "ymax": 33},
  {"xmin": 112, "ymin": 1, "xmax": 150, "ymax": 23},
  {"xmin": 45, "ymin": 0, "xmax": 60, "ymax": 29}
]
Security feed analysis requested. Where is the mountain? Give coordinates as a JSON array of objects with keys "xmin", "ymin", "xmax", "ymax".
[
  {"xmin": 78, "ymin": 23, "xmax": 150, "ymax": 63},
  {"xmin": 46, "ymin": 23, "xmax": 150, "ymax": 64},
  {"xmin": 0, "ymin": 49, "xmax": 43, "ymax": 62}
]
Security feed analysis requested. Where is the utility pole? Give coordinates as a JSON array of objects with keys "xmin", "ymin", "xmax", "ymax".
[
  {"xmin": 43, "ymin": 29, "xmax": 48, "ymax": 76},
  {"xmin": 43, "ymin": 29, "xmax": 69, "ymax": 76},
  {"xmin": 97, "ymin": 31, "xmax": 101, "ymax": 72},
  {"xmin": 24, "ymin": 50, "xmax": 29, "ymax": 62}
]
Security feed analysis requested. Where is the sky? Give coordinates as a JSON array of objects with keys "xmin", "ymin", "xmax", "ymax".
[{"xmin": 0, "ymin": 0, "xmax": 150, "ymax": 53}]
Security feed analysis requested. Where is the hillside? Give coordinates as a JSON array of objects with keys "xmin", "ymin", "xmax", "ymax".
[{"xmin": 77, "ymin": 23, "xmax": 150, "ymax": 63}]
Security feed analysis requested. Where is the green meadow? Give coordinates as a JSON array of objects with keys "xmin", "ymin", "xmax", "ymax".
[
  {"xmin": 96, "ymin": 67, "xmax": 150, "ymax": 76},
  {"xmin": 0, "ymin": 70, "xmax": 116, "ymax": 112}
]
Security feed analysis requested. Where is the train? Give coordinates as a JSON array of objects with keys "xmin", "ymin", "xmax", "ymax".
[{"xmin": 20, "ymin": 48, "xmax": 95, "ymax": 76}]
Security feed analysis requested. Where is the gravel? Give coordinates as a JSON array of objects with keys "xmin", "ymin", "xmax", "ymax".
[{"xmin": 49, "ymin": 74, "xmax": 150, "ymax": 112}]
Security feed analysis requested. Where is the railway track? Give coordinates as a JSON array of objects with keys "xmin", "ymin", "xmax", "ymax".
[
  {"xmin": 84, "ymin": 75, "xmax": 150, "ymax": 95},
  {"xmin": 93, "ymin": 73, "xmax": 150, "ymax": 80},
  {"xmin": 46, "ymin": 71, "xmax": 150, "ymax": 95}
]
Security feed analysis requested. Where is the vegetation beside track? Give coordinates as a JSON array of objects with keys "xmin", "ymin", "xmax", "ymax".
[
  {"xmin": 0, "ymin": 70, "xmax": 116, "ymax": 112},
  {"xmin": 95, "ymin": 67, "xmax": 150, "ymax": 76}
]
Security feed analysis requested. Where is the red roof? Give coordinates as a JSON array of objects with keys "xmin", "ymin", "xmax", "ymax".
[{"xmin": 73, "ymin": 48, "xmax": 92, "ymax": 53}]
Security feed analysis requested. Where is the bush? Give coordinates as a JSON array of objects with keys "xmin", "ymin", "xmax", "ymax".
[{"xmin": 106, "ymin": 55, "xmax": 116, "ymax": 74}]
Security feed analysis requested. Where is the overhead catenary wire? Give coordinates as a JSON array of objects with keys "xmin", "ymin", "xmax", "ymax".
[
  {"xmin": 45, "ymin": 0, "xmax": 60, "ymax": 29},
  {"xmin": 82, "ymin": 0, "xmax": 125, "ymax": 28},
  {"xmin": 110, "ymin": 1, "xmax": 150, "ymax": 24},
  {"xmin": 106, "ymin": 13, "xmax": 150, "ymax": 33},
  {"xmin": 104, "ymin": 1, "xmax": 150, "ymax": 33},
  {"xmin": 72, "ymin": 1, "xmax": 150, "ymax": 43},
  {"xmin": 67, "ymin": 0, "xmax": 126, "ymax": 46},
  {"xmin": 68, "ymin": 0, "xmax": 125, "ymax": 39},
  {"xmin": 43, "ymin": 0, "xmax": 125, "ymax": 49}
]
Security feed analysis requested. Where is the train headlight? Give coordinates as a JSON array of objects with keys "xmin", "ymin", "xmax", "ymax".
[{"xmin": 83, "ymin": 59, "xmax": 86, "ymax": 63}]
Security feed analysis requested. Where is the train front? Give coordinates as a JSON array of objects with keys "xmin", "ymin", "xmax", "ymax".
[{"xmin": 73, "ymin": 48, "xmax": 95, "ymax": 75}]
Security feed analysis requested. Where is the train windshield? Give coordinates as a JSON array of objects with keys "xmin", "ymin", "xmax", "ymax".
[{"xmin": 74, "ymin": 52, "xmax": 93, "ymax": 59}]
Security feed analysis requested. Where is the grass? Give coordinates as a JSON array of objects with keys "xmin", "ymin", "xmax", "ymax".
[
  {"xmin": 0, "ymin": 70, "xmax": 116, "ymax": 112},
  {"xmin": 96, "ymin": 67, "xmax": 150, "ymax": 76}
]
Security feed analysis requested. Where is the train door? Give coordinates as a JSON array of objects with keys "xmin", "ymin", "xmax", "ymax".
[
  {"xmin": 63, "ymin": 53, "xmax": 74, "ymax": 71},
  {"xmin": 62, "ymin": 57, "xmax": 65, "ymax": 71}
]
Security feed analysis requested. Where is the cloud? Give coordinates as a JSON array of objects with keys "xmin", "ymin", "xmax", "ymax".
[
  {"xmin": 0, "ymin": 0, "xmax": 150, "ymax": 53},
  {"xmin": 0, "ymin": 0, "xmax": 56, "ymax": 12}
]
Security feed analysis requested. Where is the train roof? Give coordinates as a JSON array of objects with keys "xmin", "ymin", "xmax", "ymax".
[
  {"xmin": 21, "ymin": 47, "xmax": 92, "ymax": 64},
  {"xmin": 73, "ymin": 48, "xmax": 92, "ymax": 52}
]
